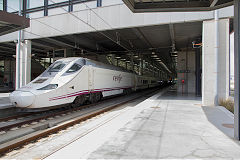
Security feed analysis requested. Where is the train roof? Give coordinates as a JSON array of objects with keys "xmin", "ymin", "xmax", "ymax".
[
  {"xmin": 56, "ymin": 57, "xmax": 134, "ymax": 74},
  {"xmin": 84, "ymin": 58, "xmax": 134, "ymax": 74}
]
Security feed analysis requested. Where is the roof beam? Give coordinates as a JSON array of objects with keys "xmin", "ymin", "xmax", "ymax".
[
  {"xmin": 210, "ymin": 0, "xmax": 219, "ymax": 7},
  {"xmin": 31, "ymin": 41, "xmax": 54, "ymax": 50},
  {"xmin": 132, "ymin": 28, "xmax": 152, "ymax": 48},
  {"xmin": 67, "ymin": 34, "xmax": 109, "ymax": 51},
  {"xmin": 45, "ymin": 37, "xmax": 97, "ymax": 53},
  {"xmin": 101, "ymin": 31, "xmax": 134, "ymax": 51},
  {"xmin": 45, "ymin": 37, "xmax": 76, "ymax": 48}
]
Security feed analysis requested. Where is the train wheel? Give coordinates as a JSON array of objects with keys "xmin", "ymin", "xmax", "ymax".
[
  {"xmin": 123, "ymin": 89, "xmax": 127, "ymax": 95},
  {"xmin": 90, "ymin": 92, "xmax": 102, "ymax": 103},
  {"xmin": 124, "ymin": 88, "xmax": 132, "ymax": 95},
  {"xmin": 72, "ymin": 95, "xmax": 85, "ymax": 107},
  {"xmin": 89, "ymin": 93, "xmax": 96, "ymax": 103},
  {"xmin": 95, "ymin": 92, "xmax": 102, "ymax": 102},
  {"xmin": 127, "ymin": 88, "xmax": 132, "ymax": 94}
]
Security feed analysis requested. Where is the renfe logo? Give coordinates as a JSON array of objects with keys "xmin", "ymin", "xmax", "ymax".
[{"xmin": 113, "ymin": 74, "xmax": 122, "ymax": 83}]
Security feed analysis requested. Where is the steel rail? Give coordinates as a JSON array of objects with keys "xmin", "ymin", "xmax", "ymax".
[
  {"xmin": 0, "ymin": 102, "xmax": 98, "ymax": 132},
  {"xmin": 0, "ymin": 113, "xmax": 33, "ymax": 123}
]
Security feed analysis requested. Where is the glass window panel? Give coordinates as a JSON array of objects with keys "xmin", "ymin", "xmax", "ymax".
[
  {"xmin": 28, "ymin": 11, "xmax": 44, "ymax": 18},
  {"xmin": 49, "ymin": 0, "xmax": 66, "ymax": 5},
  {"xmin": 102, "ymin": 0, "xmax": 123, "ymax": 6},
  {"xmin": 27, "ymin": 0, "xmax": 44, "ymax": 9},
  {"xmin": 73, "ymin": 1, "xmax": 96, "ymax": 11},
  {"xmin": 48, "ymin": 6, "xmax": 67, "ymax": 16},
  {"xmin": 0, "ymin": 0, "xmax": 3, "ymax": 11},
  {"xmin": 66, "ymin": 63, "xmax": 82, "ymax": 73},
  {"xmin": 7, "ymin": 0, "xmax": 19, "ymax": 12}
]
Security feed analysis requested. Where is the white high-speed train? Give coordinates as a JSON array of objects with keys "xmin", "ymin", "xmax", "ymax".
[{"xmin": 10, "ymin": 57, "xmax": 160, "ymax": 110}]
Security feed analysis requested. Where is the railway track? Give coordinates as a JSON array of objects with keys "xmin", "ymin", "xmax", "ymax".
[
  {"xmin": 0, "ymin": 104, "xmax": 92, "ymax": 132},
  {"xmin": 0, "ymin": 87, "xmax": 163, "ymax": 156},
  {"xmin": 0, "ymin": 91, "xmax": 139, "ymax": 132}
]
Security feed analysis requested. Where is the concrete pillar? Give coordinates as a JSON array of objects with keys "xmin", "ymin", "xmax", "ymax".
[
  {"xmin": 202, "ymin": 18, "xmax": 229, "ymax": 106},
  {"xmin": 16, "ymin": 40, "xmax": 31, "ymax": 89}
]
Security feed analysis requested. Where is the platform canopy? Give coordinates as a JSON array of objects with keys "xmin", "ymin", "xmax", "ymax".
[
  {"xmin": 0, "ymin": 11, "xmax": 30, "ymax": 36},
  {"xmin": 123, "ymin": 0, "xmax": 233, "ymax": 12}
]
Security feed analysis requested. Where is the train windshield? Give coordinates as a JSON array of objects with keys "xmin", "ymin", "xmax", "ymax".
[
  {"xmin": 66, "ymin": 63, "xmax": 82, "ymax": 73},
  {"xmin": 48, "ymin": 61, "xmax": 67, "ymax": 72},
  {"xmin": 40, "ymin": 61, "xmax": 69, "ymax": 77},
  {"xmin": 62, "ymin": 63, "xmax": 82, "ymax": 76}
]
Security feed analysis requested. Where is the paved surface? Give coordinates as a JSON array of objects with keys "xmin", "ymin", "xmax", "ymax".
[
  {"xmin": 45, "ymin": 87, "xmax": 240, "ymax": 159},
  {"xmin": 0, "ymin": 93, "xmax": 13, "ymax": 109}
]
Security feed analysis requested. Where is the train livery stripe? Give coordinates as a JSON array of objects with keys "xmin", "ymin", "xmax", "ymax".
[
  {"xmin": 49, "ymin": 86, "xmax": 133, "ymax": 101},
  {"xmin": 50, "ymin": 86, "xmax": 132, "ymax": 100}
]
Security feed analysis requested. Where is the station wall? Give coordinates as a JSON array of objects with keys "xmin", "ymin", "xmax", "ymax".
[{"xmin": 177, "ymin": 51, "xmax": 196, "ymax": 94}]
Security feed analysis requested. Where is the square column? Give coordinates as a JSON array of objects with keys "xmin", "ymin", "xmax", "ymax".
[
  {"xmin": 202, "ymin": 18, "xmax": 229, "ymax": 106},
  {"xmin": 15, "ymin": 40, "xmax": 31, "ymax": 89}
]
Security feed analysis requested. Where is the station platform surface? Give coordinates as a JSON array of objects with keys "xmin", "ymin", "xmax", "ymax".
[
  {"xmin": 0, "ymin": 93, "xmax": 13, "ymax": 109},
  {"xmin": 43, "ymin": 87, "xmax": 240, "ymax": 159}
]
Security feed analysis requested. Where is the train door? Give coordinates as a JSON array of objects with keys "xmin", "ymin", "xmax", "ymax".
[{"xmin": 88, "ymin": 65, "xmax": 94, "ymax": 91}]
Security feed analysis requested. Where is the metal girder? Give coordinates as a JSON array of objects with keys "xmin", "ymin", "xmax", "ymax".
[
  {"xmin": 0, "ymin": 51, "xmax": 15, "ymax": 56},
  {"xmin": 31, "ymin": 47, "xmax": 48, "ymax": 53},
  {"xmin": 68, "ymin": 34, "xmax": 108, "ymax": 51},
  {"xmin": 34, "ymin": 39, "xmax": 64, "ymax": 49},
  {"xmin": 0, "ymin": 45, "xmax": 15, "ymax": 51},
  {"xmin": 100, "ymin": 31, "xmax": 134, "ymax": 51},
  {"xmin": 210, "ymin": 0, "xmax": 219, "ymax": 6},
  {"xmin": 45, "ymin": 37, "xmax": 97, "ymax": 53},
  {"xmin": 31, "ymin": 41, "xmax": 54, "ymax": 50},
  {"xmin": 45, "ymin": 37, "xmax": 75, "ymax": 48}
]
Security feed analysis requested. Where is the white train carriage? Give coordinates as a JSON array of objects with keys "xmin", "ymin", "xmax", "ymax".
[{"xmin": 10, "ymin": 57, "xmax": 148, "ymax": 109}]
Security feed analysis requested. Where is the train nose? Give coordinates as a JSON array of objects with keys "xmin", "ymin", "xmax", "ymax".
[{"xmin": 10, "ymin": 91, "xmax": 35, "ymax": 108}]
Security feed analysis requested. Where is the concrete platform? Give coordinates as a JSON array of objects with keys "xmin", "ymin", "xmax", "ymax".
[
  {"xmin": 43, "ymin": 87, "xmax": 240, "ymax": 159},
  {"xmin": 0, "ymin": 93, "xmax": 13, "ymax": 109}
]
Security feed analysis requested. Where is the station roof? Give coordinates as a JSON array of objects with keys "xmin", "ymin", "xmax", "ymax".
[
  {"xmin": 0, "ymin": 11, "xmax": 30, "ymax": 36},
  {"xmin": 0, "ymin": 21, "xmax": 202, "ymax": 75},
  {"xmin": 123, "ymin": 0, "xmax": 233, "ymax": 12}
]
